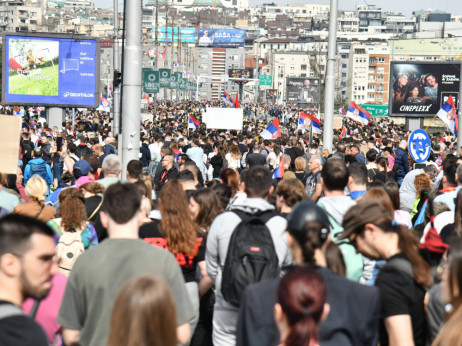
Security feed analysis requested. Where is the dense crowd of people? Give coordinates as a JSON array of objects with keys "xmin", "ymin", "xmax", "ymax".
[{"xmin": 1, "ymin": 100, "xmax": 462, "ymax": 346}]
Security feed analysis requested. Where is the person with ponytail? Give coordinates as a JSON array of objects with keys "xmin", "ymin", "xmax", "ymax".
[
  {"xmin": 14, "ymin": 175, "xmax": 56, "ymax": 222},
  {"xmin": 340, "ymin": 200, "xmax": 432, "ymax": 346},
  {"xmin": 274, "ymin": 266, "xmax": 329, "ymax": 346},
  {"xmin": 47, "ymin": 187, "xmax": 98, "ymax": 249}
]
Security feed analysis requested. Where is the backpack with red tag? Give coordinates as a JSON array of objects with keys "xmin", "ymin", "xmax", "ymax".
[{"xmin": 221, "ymin": 209, "xmax": 280, "ymax": 307}]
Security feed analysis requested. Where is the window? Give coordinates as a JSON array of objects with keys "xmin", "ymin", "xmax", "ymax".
[
  {"xmin": 342, "ymin": 64, "xmax": 347, "ymax": 68},
  {"xmin": 368, "ymin": 84, "xmax": 375, "ymax": 90},
  {"xmin": 301, "ymin": 64, "xmax": 307, "ymax": 70},
  {"xmin": 369, "ymin": 58, "xmax": 375, "ymax": 64},
  {"xmin": 301, "ymin": 73, "xmax": 306, "ymax": 77},
  {"xmin": 377, "ymin": 85, "xmax": 383, "ymax": 92},
  {"xmin": 290, "ymin": 65, "xmax": 295, "ymax": 70},
  {"xmin": 378, "ymin": 57, "xmax": 385, "ymax": 63},
  {"xmin": 377, "ymin": 76, "xmax": 384, "ymax": 82},
  {"xmin": 377, "ymin": 67, "xmax": 384, "ymax": 74}
]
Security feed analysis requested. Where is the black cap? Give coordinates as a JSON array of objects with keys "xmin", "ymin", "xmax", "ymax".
[{"xmin": 287, "ymin": 201, "xmax": 331, "ymax": 244}]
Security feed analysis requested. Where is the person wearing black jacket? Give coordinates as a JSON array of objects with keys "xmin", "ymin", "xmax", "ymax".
[
  {"xmin": 284, "ymin": 138, "xmax": 304, "ymax": 171},
  {"xmin": 156, "ymin": 155, "xmax": 178, "ymax": 194},
  {"xmin": 236, "ymin": 201, "xmax": 381, "ymax": 346}
]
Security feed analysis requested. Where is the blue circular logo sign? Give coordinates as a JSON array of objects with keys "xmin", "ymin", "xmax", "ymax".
[{"xmin": 408, "ymin": 129, "xmax": 431, "ymax": 163}]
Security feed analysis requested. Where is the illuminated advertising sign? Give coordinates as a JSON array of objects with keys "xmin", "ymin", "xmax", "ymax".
[
  {"xmin": 389, "ymin": 61, "xmax": 461, "ymax": 117},
  {"xmin": 197, "ymin": 29, "xmax": 245, "ymax": 48},
  {"xmin": 152, "ymin": 27, "xmax": 196, "ymax": 43},
  {"xmin": 2, "ymin": 33, "xmax": 99, "ymax": 107},
  {"xmin": 286, "ymin": 77, "xmax": 321, "ymax": 103},
  {"xmin": 228, "ymin": 68, "xmax": 253, "ymax": 79}
]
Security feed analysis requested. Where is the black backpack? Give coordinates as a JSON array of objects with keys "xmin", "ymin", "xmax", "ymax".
[{"xmin": 221, "ymin": 209, "xmax": 280, "ymax": 307}]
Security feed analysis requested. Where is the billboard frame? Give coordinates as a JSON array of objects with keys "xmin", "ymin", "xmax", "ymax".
[
  {"xmin": 388, "ymin": 60, "xmax": 461, "ymax": 118},
  {"xmin": 2, "ymin": 32, "xmax": 101, "ymax": 108},
  {"xmin": 285, "ymin": 77, "xmax": 321, "ymax": 104}
]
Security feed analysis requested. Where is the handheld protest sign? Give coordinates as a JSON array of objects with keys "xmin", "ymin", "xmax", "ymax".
[{"xmin": 408, "ymin": 129, "xmax": 431, "ymax": 163}]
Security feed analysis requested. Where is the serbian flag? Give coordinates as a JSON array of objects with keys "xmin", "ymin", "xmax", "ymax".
[
  {"xmin": 161, "ymin": 48, "xmax": 167, "ymax": 60},
  {"xmin": 346, "ymin": 102, "xmax": 370, "ymax": 125},
  {"xmin": 306, "ymin": 110, "xmax": 322, "ymax": 134},
  {"xmin": 339, "ymin": 126, "xmax": 347, "ymax": 140},
  {"xmin": 188, "ymin": 114, "xmax": 200, "ymax": 130},
  {"xmin": 436, "ymin": 95, "xmax": 458, "ymax": 135},
  {"xmin": 298, "ymin": 112, "xmax": 311, "ymax": 131},
  {"xmin": 176, "ymin": 59, "xmax": 182, "ymax": 67},
  {"xmin": 272, "ymin": 156, "xmax": 284, "ymax": 179},
  {"xmin": 223, "ymin": 92, "xmax": 235, "ymax": 106},
  {"xmin": 260, "ymin": 118, "xmax": 281, "ymax": 139},
  {"xmin": 99, "ymin": 96, "xmax": 110, "ymax": 112},
  {"xmin": 339, "ymin": 104, "xmax": 346, "ymax": 117},
  {"xmin": 143, "ymin": 95, "xmax": 151, "ymax": 108},
  {"xmin": 235, "ymin": 90, "xmax": 239, "ymax": 108}
]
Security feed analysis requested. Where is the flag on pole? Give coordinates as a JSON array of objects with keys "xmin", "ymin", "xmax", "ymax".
[
  {"xmin": 223, "ymin": 92, "xmax": 235, "ymax": 107},
  {"xmin": 436, "ymin": 95, "xmax": 458, "ymax": 135},
  {"xmin": 98, "ymin": 96, "xmax": 110, "ymax": 112},
  {"xmin": 346, "ymin": 102, "xmax": 370, "ymax": 125},
  {"xmin": 298, "ymin": 112, "xmax": 311, "ymax": 130},
  {"xmin": 272, "ymin": 156, "xmax": 284, "ymax": 179},
  {"xmin": 306, "ymin": 110, "xmax": 322, "ymax": 134},
  {"xmin": 142, "ymin": 95, "xmax": 151, "ymax": 108},
  {"xmin": 260, "ymin": 118, "xmax": 282, "ymax": 139},
  {"xmin": 339, "ymin": 126, "xmax": 347, "ymax": 140},
  {"xmin": 176, "ymin": 59, "xmax": 182, "ymax": 67},
  {"xmin": 109, "ymin": 85, "xmax": 113, "ymax": 98},
  {"xmin": 235, "ymin": 90, "xmax": 239, "ymax": 108},
  {"xmin": 339, "ymin": 104, "xmax": 346, "ymax": 117},
  {"xmin": 161, "ymin": 48, "xmax": 167, "ymax": 60},
  {"xmin": 188, "ymin": 114, "xmax": 200, "ymax": 130}
]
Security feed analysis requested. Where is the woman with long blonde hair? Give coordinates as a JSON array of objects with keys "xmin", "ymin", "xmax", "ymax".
[{"xmin": 225, "ymin": 144, "xmax": 242, "ymax": 171}]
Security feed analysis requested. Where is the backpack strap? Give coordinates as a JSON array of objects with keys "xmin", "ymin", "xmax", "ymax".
[
  {"xmin": 35, "ymin": 204, "xmax": 45, "ymax": 219},
  {"xmin": 0, "ymin": 304, "xmax": 24, "ymax": 320},
  {"xmin": 231, "ymin": 209, "xmax": 278, "ymax": 224},
  {"xmin": 88, "ymin": 197, "xmax": 103, "ymax": 221},
  {"xmin": 385, "ymin": 256, "xmax": 414, "ymax": 279}
]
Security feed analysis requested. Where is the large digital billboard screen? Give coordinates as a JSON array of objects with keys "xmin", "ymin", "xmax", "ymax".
[
  {"xmin": 197, "ymin": 29, "xmax": 245, "ymax": 48},
  {"xmin": 2, "ymin": 33, "xmax": 100, "ymax": 107},
  {"xmin": 152, "ymin": 27, "xmax": 196, "ymax": 43},
  {"xmin": 228, "ymin": 68, "xmax": 253, "ymax": 79},
  {"xmin": 286, "ymin": 77, "xmax": 321, "ymax": 103},
  {"xmin": 389, "ymin": 61, "xmax": 461, "ymax": 117}
]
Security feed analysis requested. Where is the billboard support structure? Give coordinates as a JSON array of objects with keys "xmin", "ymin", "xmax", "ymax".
[{"xmin": 121, "ymin": 0, "xmax": 142, "ymax": 180}]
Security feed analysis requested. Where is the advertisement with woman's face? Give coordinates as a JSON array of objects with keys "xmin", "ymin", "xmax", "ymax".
[{"xmin": 389, "ymin": 62, "xmax": 460, "ymax": 117}]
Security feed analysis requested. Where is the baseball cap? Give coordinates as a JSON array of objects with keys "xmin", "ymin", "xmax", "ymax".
[
  {"xmin": 73, "ymin": 159, "xmax": 93, "ymax": 176},
  {"xmin": 339, "ymin": 201, "xmax": 391, "ymax": 240},
  {"xmin": 287, "ymin": 201, "xmax": 331, "ymax": 245},
  {"xmin": 75, "ymin": 176, "xmax": 95, "ymax": 189}
]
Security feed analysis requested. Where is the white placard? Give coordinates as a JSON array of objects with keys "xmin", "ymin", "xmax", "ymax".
[{"xmin": 205, "ymin": 108, "xmax": 243, "ymax": 130}]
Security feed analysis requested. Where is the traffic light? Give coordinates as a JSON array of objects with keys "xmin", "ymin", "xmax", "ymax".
[{"xmin": 113, "ymin": 70, "xmax": 122, "ymax": 88}]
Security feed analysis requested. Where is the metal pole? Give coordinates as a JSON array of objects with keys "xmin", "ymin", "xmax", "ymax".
[
  {"xmin": 457, "ymin": 62, "xmax": 462, "ymax": 150},
  {"xmin": 254, "ymin": 39, "xmax": 259, "ymax": 104},
  {"xmin": 322, "ymin": 0, "xmax": 338, "ymax": 152},
  {"xmin": 113, "ymin": 0, "xmax": 121, "ymax": 135},
  {"xmin": 121, "ymin": 0, "xmax": 142, "ymax": 179}
]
